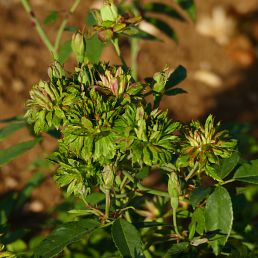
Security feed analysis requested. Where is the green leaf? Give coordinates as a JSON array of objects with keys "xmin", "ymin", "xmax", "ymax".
[
  {"xmin": 111, "ymin": 219, "xmax": 143, "ymax": 258},
  {"xmin": 64, "ymin": 26, "xmax": 78, "ymax": 32},
  {"xmin": 0, "ymin": 121, "xmax": 26, "ymax": 141},
  {"xmin": 100, "ymin": 3, "xmax": 118, "ymax": 21},
  {"xmin": 143, "ymin": 2, "xmax": 185, "ymax": 21},
  {"xmin": 166, "ymin": 65, "xmax": 187, "ymax": 89},
  {"xmin": 234, "ymin": 159, "xmax": 258, "ymax": 184},
  {"xmin": 33, "ymin": 219, "xmax": 99, "ymax": 258},
  {"xmin": 0, "ymin": 116, "xmax": 24, "ymax": 123},
  {"xmin": 165, "ymin": 88, "xmax": 187, "ymax": 96},
  {"xmin": 144, "ymin": 16, "xmax": 178, "ymax": 41},
  {"xmin": 86, "ymin": 35, "xmax": 104, "ymax": 63},
  {"xmin": 189, "ymin": 208, "xmax": 205, "ymax": 239},
  {"xmin": 58, "ymin": 40, "xmax": 72, "ymax": 64},
  {"xmin": 122, "ymin": 27, "xmax": 158, "ymax": 40},
  {"xmin": 205, "ymin": 186, "xmax": 233, "ymax": 255},
  {"xmin": 44, "ymin": 11, "xmax": 58, "ymax": 25},
  {"xmin": 85, "ymin": 192, "xmax": 105, "ymax": 205},
  {"xmin": 164, "ymin": 242, "xmax": 189, "ymax": 257},
  {"xmin": 0, "ymin": 139, "xmax": 41, "ymax": 166},
  {"xmin": 190, "ymin": 187, "xmax": 211, "ymax": 207},
  {"xmin": 175, "ymin": 0, "xmax": 196, "ymax": 21},
  {"xmin": 215, "ymin": 152, "xmax": 240, "ymax": 179}
]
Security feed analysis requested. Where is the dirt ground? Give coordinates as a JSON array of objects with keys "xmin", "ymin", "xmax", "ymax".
[{"xmin": 1, "ymin": 0, "xmax": 258, "ymax": 210}]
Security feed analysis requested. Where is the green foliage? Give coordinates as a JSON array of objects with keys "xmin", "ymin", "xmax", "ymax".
[
  {"xmin": 112, "ymin": 219, "xmax": 143, "ymax": 257},
  {"xmin": 33, "ymin": 219, "xmax": 99, "ymax": 258},
  {"xmin": 2, "ymin": 0, "xmax": 258, "ymax": 257},
  {"xmin": 205, "ymin": 186, "xmax": 233, "ymax": 255}
]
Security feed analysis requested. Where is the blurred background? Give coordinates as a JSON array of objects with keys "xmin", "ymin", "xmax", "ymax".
[{"xmin": 1, "ymin": 0, "xmax": 258, "ymax": 213}]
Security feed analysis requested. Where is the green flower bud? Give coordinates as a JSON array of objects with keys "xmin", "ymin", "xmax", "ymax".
[
  {"xmin": 168, "ymin": 172, "xmax": 181, "ymax": 211},
  {"xmin": 71, "ymin": 32, "xmax": 87, "ymax": 63},
  {"xmin": 102, "ymin": 164, "xmax": 114, "ymax": 190},
  {"xmin": 48, "ymin": 61, "xmax": 65, "ymax": 80}
]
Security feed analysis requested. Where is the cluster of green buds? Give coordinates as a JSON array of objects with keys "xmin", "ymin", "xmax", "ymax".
[
  {"xmin": 90, "ymin": 0, "xmax": 142, "ymax": 42},
  {"xmin": 177, "ymin": 115, "xmax": 237, "ymax": 180}
]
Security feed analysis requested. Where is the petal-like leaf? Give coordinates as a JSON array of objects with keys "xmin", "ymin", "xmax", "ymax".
[
  {"xmin": 205, "ymin": 186, "xmax": 233, "ymax": 255},
  {"xmin": 112, "ymin": 219, "xmax": 143, "ymax": 258},
  {"xmin": 0, "ymin": 139, "xmax": 41, "ymax": 166},
  {"xmin": 143, "ymin": 3, "xmax": 185, "ymax": 21},
  {"xmin": 33, "ymin": 219, "xmax": 99, "ymax": 258},
  {"xmin": 234, "ymin": 159, "xmax": 258, "ymax": 184}
]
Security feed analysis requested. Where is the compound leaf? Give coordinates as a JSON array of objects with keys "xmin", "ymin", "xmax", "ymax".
[
  {"xmin": 112, "ymin": 219, "xmax": 142, "ymax": 258},
  {"xmin": 34, "ymin": 219, "xmax": 99, "ymax": 258}
]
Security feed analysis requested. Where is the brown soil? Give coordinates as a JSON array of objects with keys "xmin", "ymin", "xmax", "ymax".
[{"xmin": 1, "ymin": 0, "xmax": 258, "ymax": 210}]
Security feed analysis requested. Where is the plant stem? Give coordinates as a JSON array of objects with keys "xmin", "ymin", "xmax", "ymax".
[
  {"xmin": 218, "ymin": 178, "xmax": 236, "ymax": 186},
  {"xmin": 112, "ymin": 38, "xmax": 127, "ymax": 68},
  {"xmin": 105, "ymin": 189, "xmax": 111, "ymax": 219},
  {"xmin": 185, "ymin": 163, "xmax": 199, "ymax": 181},
  {"xmin": 20, "ymin": 0, "xmax": 57, "ymax": 58},
  {"xmin": 130, "ymin": 38, "xmax": 139, "ymax": 80},
  {"xmin": 54, "ymin": 0, "xmax": 81, "ymax": 51},
  {"xmin": 172, "ymin": 208, "xmax": 183, "ymax": 238},
  {"xmin": 122, "ymin": 171, "xmax": 170, "ymax": 198}
]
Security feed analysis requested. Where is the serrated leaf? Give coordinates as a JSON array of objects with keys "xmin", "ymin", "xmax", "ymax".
[
  {"xmin": 175, "ymin": 0, "xmax": 196, "ymax": 21},
  {"xmin": 58, "ymin": 40, "xmax": 72, "ymax": 64},
  {"xmin": 144, "ymin": 16, "xmax": 178, "ymax": 41},
  {"xmin": 33, "ymin": 219, "xmax": 99, "ymax": 258},
  {"xmin": 166, "ymin": 65, "xmax": 187, "ymax": 89},
  {"xmin": 44, "ymin": 11, "xmax": 58, "ymax": 25},
  {"xmin": 164, "ymin": 242, "xmax": 189, "ymax": 257},
  {"xmin": 205, "ymin": 186, "xmax": 233, "ymax": 255},
  {"xmin": 144, "ymin": 2, "xmax": 185, "ymax": 21},
  {"xmin": 0, "ymin": 121, "xmax": 26, "ymax": 141},
  {"xmin": 111, "ymin": 219, "xmax": 143, "ymax": 258},
  {"xmin": 234, "ymin": 159, "xmax": 258, "ymax": 184},
  {"xmin": 215, "ymin": 152, "xmax": 240, "ymax": 179},
  {"xmin": 0, "ymin": 139, "xmax": 41, "ymax": 166}
]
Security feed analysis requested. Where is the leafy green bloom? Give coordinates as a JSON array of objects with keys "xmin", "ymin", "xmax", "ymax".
[{"xmin": 178, "ymin": 115, "xmax": 237, "ymax": 180}]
